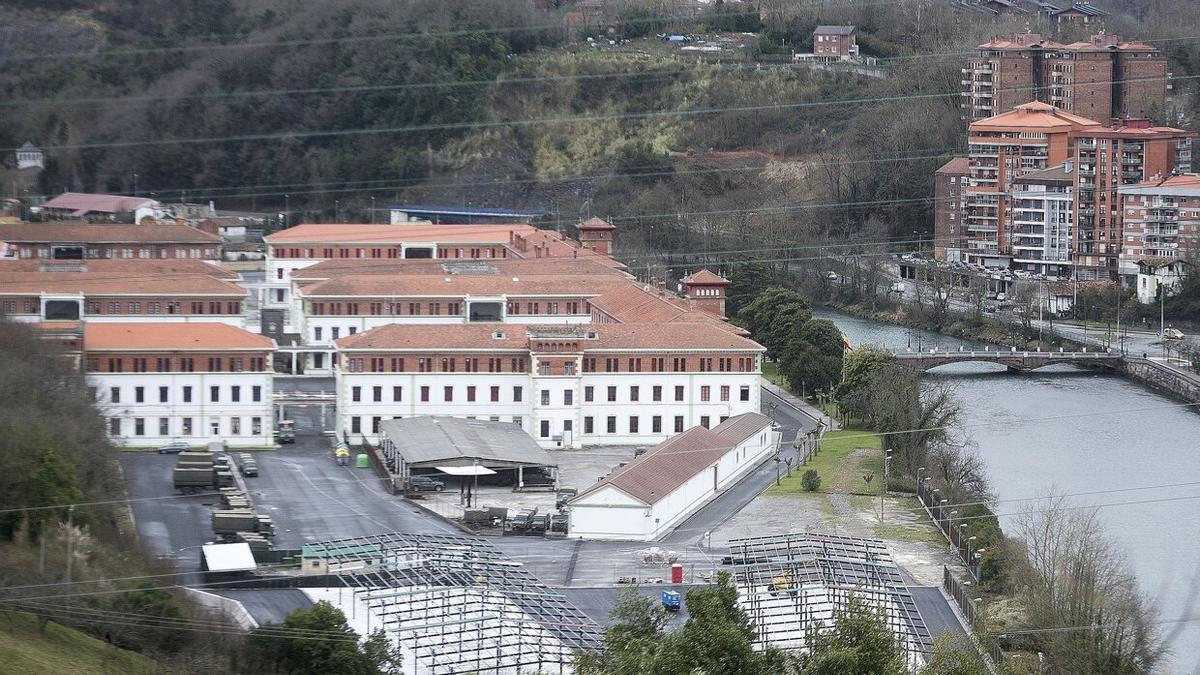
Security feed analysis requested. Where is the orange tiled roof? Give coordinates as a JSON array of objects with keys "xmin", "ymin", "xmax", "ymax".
[
  {"xmin": 0, "ymin": 269, "xmax": 246, "ymax": 296},
  {"xmin": 264, "ymin": 222, "xmax": 534, "ymax": 245},
  {"xmin": 578, "ymin": 217, "xmax": 616, "ymax": 231},
  {"xmin": 0, "ymin": 259, "xmax": 236, "ymax": 278},
  {"xmin": 85, "ymin": 323, "xmax": 274, "ymax": 351},
  {"xmin": 936, "ymin": 157, "xmax": 970, "ymax": 174},
  {"xmin": 681, "ymin": 269, "xmax": 729, "ymax": 285},
  {"xmin": 0, "ymin": 223, "xmax": 221, "ymax": 244},
  {"xmin": 336, "ymin": 322, "xmax": 763, "ymax": 352},
  {"xmin": 291, "ymin": 257, "xmax": 630, "ymax": 282},
  {"xmin": 301, "ymin": 272, "xmax": 629, "ymax": 298},
  {"xmin": 574, "ymin": 412, "xmax": 772, "ymax": 505},
  {"xmin": 969, "ymin": 101, "xmax": 1102, "ymax": 131}
]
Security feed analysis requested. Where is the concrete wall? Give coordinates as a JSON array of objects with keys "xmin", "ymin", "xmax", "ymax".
[{"xmin": 1119, "ymin": 358, "xmax": 1200, "ymax": 405}]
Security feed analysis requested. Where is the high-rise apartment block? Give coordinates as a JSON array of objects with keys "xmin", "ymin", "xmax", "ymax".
[
  {"xmin": 933, "ymin": 158, "xmax": 970, "ymax": 261},
  {"xmin": 1069, "ymin": 120, "xmax": 1194, "ymax": 279},
  {"xmin": 1119, "ymin": 174, "xmax": 1200, "ymax": 272},
  {"xmin": 948, "ymin": 101, "xmax": 1195, "ymax": 280},
  {"xmin": 962, "ymin": 33, "xmax": 1169, "ymax": 124}
]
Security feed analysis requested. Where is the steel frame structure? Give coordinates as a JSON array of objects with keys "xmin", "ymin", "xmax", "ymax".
[
  {"xmin": 727, "ymin": 532, "xmax": 934, "ymax": 666},
  {"xmin": 309, "ymin": 531, "xmax": 602, "ymax": 674}
]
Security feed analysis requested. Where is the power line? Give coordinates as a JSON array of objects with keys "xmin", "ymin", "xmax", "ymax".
[
  {"xmin": 10, "ymin": 72, "xmax": 1195, "ymax": 153},
  {"xmin": 0, "ymin": 0, "xmax": 913, "ymax": 63}
]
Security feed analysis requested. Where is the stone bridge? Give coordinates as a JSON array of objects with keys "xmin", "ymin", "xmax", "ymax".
[{"xmin": 896, "ymin": 349, "xmax": 1124, "ymax": 373}]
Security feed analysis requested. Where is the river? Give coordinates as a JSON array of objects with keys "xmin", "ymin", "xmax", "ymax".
[{"xmin": 812, "ymin": 308, "xmax": 1200, "ymax": 674}]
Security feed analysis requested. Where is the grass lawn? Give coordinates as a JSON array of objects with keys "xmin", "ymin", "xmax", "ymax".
[
  {"xmin": 0, "ymin": 610, "xmax": 161, "ymax": 675},
  {"xmin": 761, "ymin": 361, "xmax": 788, "ymax": 388},
  {"xmin": 766, "ymin": 424, "xmax": 884, "ymax": 496}
]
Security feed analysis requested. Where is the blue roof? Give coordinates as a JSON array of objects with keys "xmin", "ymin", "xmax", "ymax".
[{"xmin": 387, "ymin": 204, "xmax": 547, "ymax": 218}]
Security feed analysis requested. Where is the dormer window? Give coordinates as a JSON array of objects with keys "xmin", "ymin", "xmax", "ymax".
[{"xmin": 492, "ymin": 331, "xmax": 506, "ymax": 340}]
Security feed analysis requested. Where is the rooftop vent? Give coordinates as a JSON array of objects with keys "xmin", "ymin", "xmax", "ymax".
[{"xmin": 492, "ymin": 331, "xmax": 506, "ymax": 339}]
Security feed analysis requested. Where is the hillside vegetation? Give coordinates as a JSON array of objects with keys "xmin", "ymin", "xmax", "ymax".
[
  {"xmin": 0, "ymin": 610, "xmax": 162, "ymax": 675},
  {"xmin": 2, "ymin": 0, "xmax": 1197, "ymax": 258}
]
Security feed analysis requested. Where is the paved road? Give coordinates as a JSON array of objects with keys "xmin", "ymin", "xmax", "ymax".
[{"xmin": 910, "ymin": 586, "xmax": 967, "ymax": 639}]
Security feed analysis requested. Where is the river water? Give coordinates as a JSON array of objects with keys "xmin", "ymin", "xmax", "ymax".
[{"xmin": 812, "ymin": 308, "xmax": 1200, "ymax": 674}]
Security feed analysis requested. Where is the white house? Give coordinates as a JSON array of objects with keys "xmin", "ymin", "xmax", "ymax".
[
  {"xmin": 567, "ymin": 413, "xmax": 779, "ymax": 540},
  {"xmin": 1136, "ymin": 259, "xmax": 1191, "ymax": 305},
  {"xmin": 85, "ymin": 323, "xmax": 275, "ymax": 447}
]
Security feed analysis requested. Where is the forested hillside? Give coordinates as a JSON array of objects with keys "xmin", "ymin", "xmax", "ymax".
[{"xmin": 2, "ymin": 0, "xmax": 1198, "ymax": 257}]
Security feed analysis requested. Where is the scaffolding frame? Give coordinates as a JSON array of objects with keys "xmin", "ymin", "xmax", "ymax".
[
  {"xmin": 308, "ymin": 532, "xmax": 603, "ymax": 673},
  {"xmin": 727, "ymin": 532, "xmax": 934, "ymax": 665}
]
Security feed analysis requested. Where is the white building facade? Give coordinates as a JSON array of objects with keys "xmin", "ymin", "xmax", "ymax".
[
  {"xmin": 85, "ymin": 323, "xmax": 275, "ymax": 448},
  {"xmin": 333, "ymin": 324, "xmax": 764, "ymax": 449},
  {"xmin": 568, "ymin": 414, "xmax": 779, "ymax": 541}
]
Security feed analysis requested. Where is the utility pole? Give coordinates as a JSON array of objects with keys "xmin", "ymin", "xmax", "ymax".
[
  {"xmin": 65, "ymin": 506, "xmax": 74, "ymax": 584},
  {"xmin": 881, "ymin": 448, "xmax": 892, "ymax": 523},
  {"xmin": 1161, "ymin": 280, "xmax": 1166, "ymax": 359}
]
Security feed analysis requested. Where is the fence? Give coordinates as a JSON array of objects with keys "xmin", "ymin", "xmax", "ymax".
[
  {"xmin": 943, "ymin": 565, "xmax": 1004, "ymax": 668},
  {"xmin": 917, "ymin": 478, "xmax": 983, "ymax": 582}
]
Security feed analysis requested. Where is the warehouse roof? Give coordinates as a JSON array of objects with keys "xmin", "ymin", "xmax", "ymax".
[
  {"xmin": 574, "ymin": 413, "xmax": 773, "ymax": 505},
  {"xmin": 378, "ymin": 416, "xmax": 555, "ymax": 469},
  {"xmin": 264, "ymin": 222, "xmax": 532, "ymax": 244},
  {"xmin": 42, "ymin": 192, "xmax": 158, "ymax": 215}
]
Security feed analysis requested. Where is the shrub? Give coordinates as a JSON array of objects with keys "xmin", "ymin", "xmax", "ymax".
[{"xmin": 801, "ymin": 469, "xmax": 821, "ymax": 492}]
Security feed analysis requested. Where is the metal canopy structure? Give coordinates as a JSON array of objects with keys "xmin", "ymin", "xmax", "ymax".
[
  {"xmin": 727, "ymin": 532, "xmax": 934, "ymax": 666},
  {"xmin": 310, "ymin": 531, "xmax": 603, "ymax": 673},
  {"xmin": 378, "ymin": 416, "xmax": 556, "ymax": 470}
]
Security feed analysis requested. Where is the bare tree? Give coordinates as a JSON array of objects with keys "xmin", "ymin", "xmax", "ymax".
[{"xmin": 1013, "ymin": 492, "xmax": 1163, "ymax": 673}]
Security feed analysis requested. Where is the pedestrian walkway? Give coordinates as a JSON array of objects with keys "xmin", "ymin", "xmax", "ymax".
[{"xmin": 759, "ymin": 378, "xmax": 841, "ymax": 431}]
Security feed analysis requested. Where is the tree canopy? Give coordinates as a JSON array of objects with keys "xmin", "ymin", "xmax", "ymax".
[{"xmin": 249, "ymin": 601, "xmax": 401, "ymax": 675}]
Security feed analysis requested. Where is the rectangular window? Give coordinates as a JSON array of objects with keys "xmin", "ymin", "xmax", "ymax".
[
  {"xmin": 210, "ymin": 386, "xmax": 220, "ymax": 403},
  {"xmin": 372, "ymin": 416, "xmax": 382, "ymax": 434},
  {"xmin": 444, "ymin": 386, "xmax": 453, "ymax": 402},
  {"xmin": 513, "ymin": 386, "xmax": 523, "ymax": 402},
  {"xmin": 700, "ymin": 416, "xmax": 710, "ymax": 429},
  {"xmin": 652, "ymin": 385, "xmax": 662, "ymax": 402},
  {"xmin": 351, "ymin": 417, "xmax": 362, "ymax": 434},
  {"xmin": 675, "ymin": 385, "xmax": 685, "ymax": 402},
  {"xmin": 231, "ymin": 417, "xmax": 241, "ymax": 435},
  {"xmin": 253, "ymin": 386, "xmax": 262, "ymax": 402},
  {"xmin": 420, "ymin": 386, "xmax": 430, "ymax": 402},
  {"xmin": 584, "ymin": 386, "xmax": 594, "ymax": 402},
  {"xmin": 110, "ymin": 418, "xmax": 121, "ymax": 435},
  {"xmin": 135, "ymin": 386, "xmax": 144, "ymax": 403},
  {"xmin": 630, "ymin": 386, "xmax": 639, "ymax": 402},
  {"xmin": 182, "ymin": 417, "xmax": 192, "ymax": 436},
  {"xmin": 652, "ymin": 416, "xmax": 662, "ymax": 433},
  {"xmin": 674, "ymin": 416, "xmax": 685, "ymax": 433},
  {"xmin": 159, "ymin": 418, "xmax": 169, "ymax": 435},
  {"xmin": 564, "ymin": 390, "xmax": 573, "ymax": 406},
  {"xmin": 490, "ymin": 386, "xmax": 499, "ymax": 402},
  {"xmin": 701, "ymin": 385, "xmax": 711, "ymax": 402},
  {"xmin": 584, "ymin": 417, "xmax": 594, "ymax": 434},
  {"xmin": 607, "ymin": 386, "xmax": 617, "ymax": 402},
  {"xmin": 352, "ymin": 386, "xmax": 361, "ymax": 402},
  {"xmin": 540, "ymin": 420, "xmax": 550, "ymax": 438},
  {"xmin": 182, "ymin": 386, "xmax": 192, "ymax": 403},
  {"xmin": 540, "ymin": 389, "xmax": 551, "ymax": 406},
  {"xmin": 393, "ymin": 386, "xmax": 403, "ymax": 402},
  {"xmin": 158, "ymin": 386, "xmax": 168, "ymax": 403},
  {"xmin": 373, "ymin": 386, "xmax": 383, "ymax": 402},
  {"xmin": 110, "ymin": 387, "xmax": 120, "ymax": 403},
  {"xmin": 134, "ymin": 418, "xmax": 145, "ymax": 436},
  {"xmin": 315, "ymin": 327, "xmax": 323, "ymax": 341},
  {"xmin": 740, "ymin": 386, "xmax": 751, "ymax": 402},
  {"xmin": 606, "ymin": 416, "xmax": 617, "ymax": 434},
  {"xmin": 629, "ymin": 416, "xmax": 639, "ymax": 433},
  {"xmin": 467, "ymin": 386, "xmax": 476, "ymax": 402},
  {"xmin": 720, "ymin": 385, "xmax": 730, "ymax": 402},
  {"xmin": 231, "ymin": 386, "xmax": 241, "ymax": 403}
]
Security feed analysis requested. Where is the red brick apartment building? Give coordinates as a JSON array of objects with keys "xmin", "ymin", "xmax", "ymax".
[
  {"xmin": 962, "ymin": 33, "xmax": 1169, "ymax": 123},
  {"xmin": 934, "ymin": 157, "xmax": 971, "ymax": 261},
  {"xmin": 0, "ymin": 223, "xmax": 222, "ymax": 261}
]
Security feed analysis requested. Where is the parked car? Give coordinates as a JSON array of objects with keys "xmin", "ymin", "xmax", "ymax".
[
  {"xmin": 407, "ymin": 475, "xmax": 445, "ymax": 492},
  {"xmin": 1164, "ymin": 328, "xmax": 1186, "ymax": 340},
  {"xmin": 157, "ymin": 441, "xmax": 190, "ymax": 454}
]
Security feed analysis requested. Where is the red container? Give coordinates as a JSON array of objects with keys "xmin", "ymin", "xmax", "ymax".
[{"xmin": 671, "ymin": 563, "xmax": 684, "ymax": 584}]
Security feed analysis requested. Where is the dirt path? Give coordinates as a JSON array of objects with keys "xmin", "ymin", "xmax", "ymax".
[{"xmin": 830, "ymin": 447, "xmax": 877, "ymax": 494}]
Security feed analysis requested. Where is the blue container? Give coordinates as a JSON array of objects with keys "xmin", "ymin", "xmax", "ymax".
[{"xmin": 661, "ymin": 590, "xmax": 681, "ymax": 612}]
